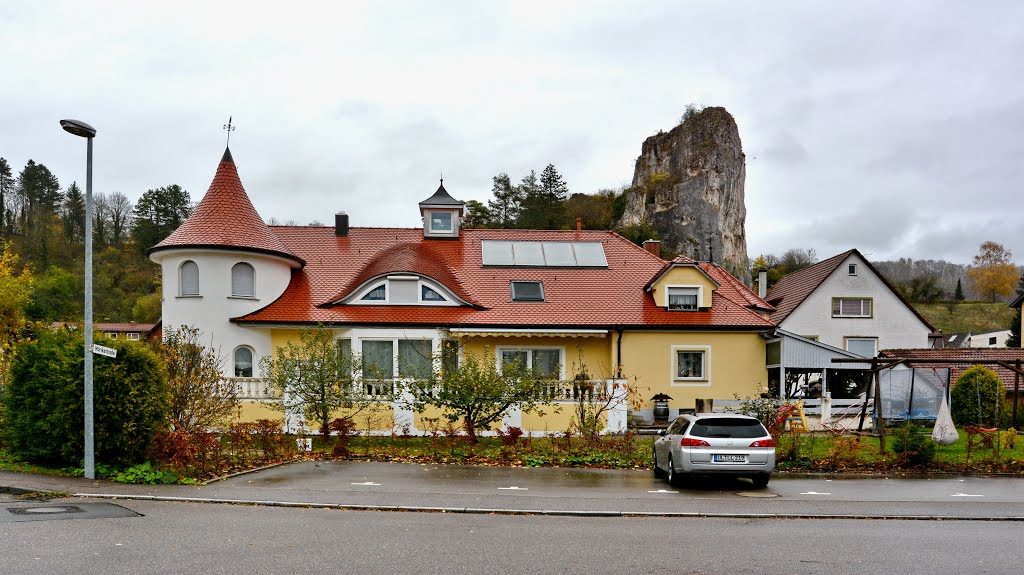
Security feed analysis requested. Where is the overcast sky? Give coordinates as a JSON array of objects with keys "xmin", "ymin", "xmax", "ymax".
[{"xmin": 2, "ymin": 0, "xmax": 1022, "ymax": 265}]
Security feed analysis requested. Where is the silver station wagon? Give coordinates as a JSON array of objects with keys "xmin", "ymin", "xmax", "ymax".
[{"xmin": 652, "ymin": 413, "xmax": 776, "ymax": 488}]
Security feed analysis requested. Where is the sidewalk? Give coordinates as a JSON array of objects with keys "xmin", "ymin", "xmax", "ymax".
[{"xmin": 4, "ymin": 461, "xmax": 1024, "ymax": 520}]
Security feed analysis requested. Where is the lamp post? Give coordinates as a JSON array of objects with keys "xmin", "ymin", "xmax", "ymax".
[{"xmin": 60, "ymin": 119, "xmax": 97, "ymax": 480}]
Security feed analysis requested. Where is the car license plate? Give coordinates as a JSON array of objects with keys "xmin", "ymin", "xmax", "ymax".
[{"xmin": 714, "ymin": 454, "xmax": 745, "ymax": 463}]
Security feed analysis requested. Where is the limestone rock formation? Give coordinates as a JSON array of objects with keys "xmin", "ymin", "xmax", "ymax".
[{"xmin": 619, "ymin": 106, "xmax": 749, "ymax": 280}]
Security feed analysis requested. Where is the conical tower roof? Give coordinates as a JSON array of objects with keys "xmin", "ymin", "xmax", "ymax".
[
  {"xmin": 149, "ymin": 148, "xmax": 304, "ymax": 266},
  {"xmin": 418, "ymin": 179, "xmax": 464, "ymax": 213}
]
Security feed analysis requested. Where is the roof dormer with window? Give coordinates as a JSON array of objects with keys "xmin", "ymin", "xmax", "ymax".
[
  {"xmin": 645, "ymin": 260, "xmax": 719, "ymax": 311},
  {"xmin": 419, "ymin": 179, "xmax": 464, "ymax": 239}
]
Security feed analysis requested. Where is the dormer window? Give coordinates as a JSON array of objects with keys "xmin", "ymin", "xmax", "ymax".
[
  {"xmin": 667, "ymin": 286, "xmax": 700, "ymax": 311},
  {"xmin": 429, "ymin": 212, "xmax": 453, "ymax": 233},
  {"xmin": 511, "ymin": 281, "xmax": 544, "ymax": 302},
  {"xmin": 422, "ymin": 285, "xmax": 445, "ymax": 302},
  {"xmin": 362, "ymin": 284, "xmax": 386, "ymax": 301}
]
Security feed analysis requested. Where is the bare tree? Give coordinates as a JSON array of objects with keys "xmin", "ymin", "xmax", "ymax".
[
  {"xmin": 108, "ymin": 192, "xmax": 133, "ymax": 247},
  {"xmin": 160, "ymin": 326, "xmax": 240, "ymax": 432}
]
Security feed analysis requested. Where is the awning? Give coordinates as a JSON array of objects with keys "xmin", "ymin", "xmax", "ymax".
[{"xmin": 448, "ymin": 327, "xmax": 608, "ymax": 338}]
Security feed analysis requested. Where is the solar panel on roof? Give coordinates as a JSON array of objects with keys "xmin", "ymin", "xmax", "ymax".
[
  {"xmin": 512, "ymin": 241, "xmax": 545, "ymax": 266},
  {"xmin": 542, "ymin": 242, "xmax": 576, "ymax": 266},
  {"xmin": 572, "ymin": 242, "xmax": 608, "ymax": 267},
  {"xmin": 481, "ymin": 240, "xmax": 514, "ymax": 266},
  {"xmin": 481, "ymin": 240, "xmax": 607, "ymax": 267}
]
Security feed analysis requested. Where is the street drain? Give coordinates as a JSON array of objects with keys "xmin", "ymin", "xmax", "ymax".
[
  {"xmin": 735, "ymin": 491, "xmax": 778, "ymax": 498},
  {"xmin": 8, "ymin": 505, "xmax": 85, "ymax": 515}
]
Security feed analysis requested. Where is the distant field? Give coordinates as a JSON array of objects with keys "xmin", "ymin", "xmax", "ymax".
[{"xmin": 914, "ymin": 302, "xmax": 1016, "ymax": 335}]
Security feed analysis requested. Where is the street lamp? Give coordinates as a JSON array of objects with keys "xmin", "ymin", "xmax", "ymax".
[{"xmin": 60, "ymin": 118, "xmax": 97, "ymax": 480}]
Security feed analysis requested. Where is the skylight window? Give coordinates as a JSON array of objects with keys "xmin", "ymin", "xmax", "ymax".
[
  {"xmin": 481, "ymin": 241, "xmax": 607, "ymax": 267},
  {"xmin": 511, "ymin": 281, "xmax": 544, "ymax": 302}
]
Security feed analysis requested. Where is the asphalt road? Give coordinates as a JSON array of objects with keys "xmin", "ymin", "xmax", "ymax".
[{"xmin": 0, "ymin": 498, "xmax": 1019, "ymax": 575}]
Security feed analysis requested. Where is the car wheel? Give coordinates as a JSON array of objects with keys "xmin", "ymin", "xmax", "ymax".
[
  {"xmin": 750, "ymin": 474, "xmax": 770, "ymax": 489},
  {"xmin": 667, "ymin": 456, "xmax": 684, "ymax": 487},
  {"xmin": 652, "ymin": 450, "xmax": 666, "ymax": 478}
]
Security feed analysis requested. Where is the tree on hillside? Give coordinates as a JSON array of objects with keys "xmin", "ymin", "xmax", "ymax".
[
  {"xmin": 131, "ymin": 185, "xmax": 191, "ymax": 252},
  {"xmin": 61, "ymin": 182, "xmax": 86, "ymax": 243},
  {"xmin": 518, "ymin": 165, "xmax": 569, "ymax": 229},
  {"xmin": 0, "ymin": 243, "xmax": 32, "ymax": 344},
  {"xmin": 966, "ymin": 241, "xmax": 1017, "ymax": 302},
  {"xmin": 1008, "ymin": 273, "xmax": 1023, "ymax": 348},
  {"xmin": 565, "ymin": 190, "xmax": 617, "ymax": 230},
  {"xmin": 0, "ymin": 158, "xmax": 12, "ymax": 235},
  {"xmin": 486, "ymin": 173, "xmax": 522, "ymax": 228},
  {"xmin": 14, "ymin": 160, "xmax": 61, "ymax": 230},
  {"xmin": 95, "ymin": 192, "xmax": 133, "ymax": 247},
  {"xmin": 954, "ymin": 278, "xmax": 965, "ymax": 302}
]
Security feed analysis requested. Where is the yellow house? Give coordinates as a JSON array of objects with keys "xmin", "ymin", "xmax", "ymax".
[{"xmin": 150, "ymin": 148, "xmax": 775, "ymax": 434}]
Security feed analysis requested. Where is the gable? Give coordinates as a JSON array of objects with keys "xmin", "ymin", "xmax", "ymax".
[{"xmin": 649, "ymin": 266, "xmax": 717, "ymax": 309}]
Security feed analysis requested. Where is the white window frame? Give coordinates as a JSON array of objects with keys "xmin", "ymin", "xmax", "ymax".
[
  {"xmin": 665, "ymin": 285, "xmax": 703, "ymax": 311},
  {"xmin": 347, "ymin": 276, "xmax": 461, "ymax": 306},
  {"xmin": 360, "ymin": 283, "xmax": 388, "ymax": 302},
  {"xmin": 179, "ymin": 260, "xmax": 200, "ymax": 297},
  {"xmin": 230, "ymin": 262, "xmax": 256, "ymax": 299},
  {"xmin": 127, "ymin": 332, "xmax": 140, "ymax": 341},
  {"xmin": 105, "ymin": 332, "xmax": 117, "ymax": 339},
  {"xmin": 671, "ymin": 345, "xmax": 711, "ymax": 386},
  {"xmin": 426, "ymin": 210, "xmax": 454, "ymax": 234},
  {"xmin": 832, "ymin": 297, "xmax": 872, "ymax": 318},
  {"xmin": 844, "ymin": 337, "xmax": 877, "ymax": 358},
  {"xmin": 233, "ymin": 345, "xmax": 255, "ymax": 378},
  {"xmin": 495, "ymin": 346, "xmax": 565, "ymax": 380}
]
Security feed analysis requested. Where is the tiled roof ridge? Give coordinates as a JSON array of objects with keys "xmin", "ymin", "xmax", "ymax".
[
  {"xmin": 766, "ymin": 250, "xmax": 853, "ymax": 299},
  {"xmin": 702, "ymin": 262, "xmax": 776, "ymax": 312},
  {"xmin": 150, "ymin": 149, "xmax": 302, "ymax": 265}
]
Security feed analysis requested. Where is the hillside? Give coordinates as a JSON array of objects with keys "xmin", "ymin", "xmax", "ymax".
[{"xmin": 914, "ymin": 302, "xmax": 1016, "ymax": 335}]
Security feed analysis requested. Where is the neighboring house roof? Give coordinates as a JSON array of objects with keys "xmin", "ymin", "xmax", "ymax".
[
  {"xmin": 148, "ymin": 148, "xmax": 304, "ymax": 266},
  {"xmin": 880, "ymin": 348, "xmax": 1024, "ymax": 391},
  {"xmin": 233, "ymin": 227, "xmax": 776, "ymax": 330},
  {"xmin": 1011, "ymin": 294, "xmax": 1024, "ymax": 308},
  {"xmin": 940, "ymin": 332, "xmax": 971, "ymax": 349},
  {"xmin": 51, "ymin": 322, "xmax": 158, "ymax": 335},
  {"xmin": 764, "ymin": 248, "xmax": 936, "ymax": 332}
]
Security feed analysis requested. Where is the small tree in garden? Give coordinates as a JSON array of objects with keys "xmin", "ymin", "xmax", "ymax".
[
  {"xmin": 159, "ymin": 326, "xmax": 239, "ymax": 433},
  {"xmin": 405, "ymin": 348, "xmax": 550, "ymax": 443},
  {"xmin": 951, "ymin": 366, "xmax": 1005, "ymax": 427},
  {"xmin": 566, "ymin": 352, "xmax": 632, "ymax": 438},
  {"xmin": 260, "ymin": 327, "xmax": 371, "ymax": 441}
]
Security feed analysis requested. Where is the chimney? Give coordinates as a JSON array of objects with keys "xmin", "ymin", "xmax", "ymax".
[
  {"xmin": 334, "ymin": 212, "xmax": 349, "ymax": 237},
  {"xmin": 642, "ymin": 239, "xmax": 661, "ymax": 258},
  {"xmin": 575, "ymin": 217, "xmax": 582, "ymax": 232},
  {"xmin": 758, "ymin": 270, "xmax": 767, "ymax": 299}
]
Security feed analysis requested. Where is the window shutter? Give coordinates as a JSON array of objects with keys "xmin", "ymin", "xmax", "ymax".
[{"xmin": 231, "ymin": 263, "xmax": 255, "ymax": 297}]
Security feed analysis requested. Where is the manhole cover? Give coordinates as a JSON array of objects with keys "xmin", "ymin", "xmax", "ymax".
[
  {"xmin": 735, "ymin": 491, "xmax": 778, "ymax": 498},
  {"xmin": 8, "ymin": 505, "xmax": 85, "ymax": 515}
]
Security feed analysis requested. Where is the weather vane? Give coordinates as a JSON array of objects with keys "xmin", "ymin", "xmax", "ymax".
[{"xmin": 223, "ymin": 116, "xmax": 235, "ymax": 146}]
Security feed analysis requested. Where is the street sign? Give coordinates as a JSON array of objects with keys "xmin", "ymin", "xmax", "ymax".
[{"xmin": 91, "ymin": 344, "xmax": 117, "ymax": 358}]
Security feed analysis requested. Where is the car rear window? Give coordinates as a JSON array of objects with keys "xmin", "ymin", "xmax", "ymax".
[{"xmin": 689, "ymin": 418, "xmax": 767, "ymax": 439}]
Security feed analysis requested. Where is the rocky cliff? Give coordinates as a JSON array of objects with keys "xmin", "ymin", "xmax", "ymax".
[{"xmin": 619, "ymin": 106, "xmax": 749, "ymax": 280}]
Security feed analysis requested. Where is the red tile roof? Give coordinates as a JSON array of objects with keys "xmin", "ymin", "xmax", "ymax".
[
  {"xmin": 765, "ymin": 249, "xmax": 936, "ymax": 332},
  {"xmin": 880, "ymin": 348, "xmax": 1024, "ymax": 392},
  {"xmin": 233, "ymin": 227, "xmax": 775, "ymax": 330},
  {"xmin": 149, "ymin": 148, "xmax": 303, "ymax": 265}
]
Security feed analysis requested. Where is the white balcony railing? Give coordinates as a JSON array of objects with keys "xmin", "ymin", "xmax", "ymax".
[{"xmin": 228, "ymin": 377, "xmax": 274, "ymax": 400}]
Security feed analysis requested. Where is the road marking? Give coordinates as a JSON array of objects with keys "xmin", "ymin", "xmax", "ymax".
[
  {"xmin": 648, "ymin": 489, "xmax": 677, "ymax": 494},
  {"xmin": 951, "ymin": 493, "xmax": 983, "ymax": 497},
  {"xmin": 801, "ymin": 491, "xmax": 831, "ymax": 495},
  {"xmin": 350, "ymin": 482, "xmax": 381, "ymax": 486},
  {"xmin": 498, "ymin": 486, "xmax": 528, "ymax": 490}
]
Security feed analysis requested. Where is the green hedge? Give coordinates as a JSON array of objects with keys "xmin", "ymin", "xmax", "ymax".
[
  {"xmin": 951, "ymin": 365, "xmax": 1005, "ymax": 427},
  {"xmin": 2, "ymin": 330, "xmax": 169, "ymax": 467}
]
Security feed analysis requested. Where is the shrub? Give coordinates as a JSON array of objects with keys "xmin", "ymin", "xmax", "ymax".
[
  {"xmin": 890, "ymin": 426, "xmax": 936, "ymax": 468},
  {"xmin": 3, "ymin": 330, "xmax": 169, "ymax": 467},
  {"xmin": 951, "ymin": 366, "xmax": 1005, "ymax": 427},
  {"xmin": 148, "ymin": 429, "xmax": 223, "ymax": 477}
]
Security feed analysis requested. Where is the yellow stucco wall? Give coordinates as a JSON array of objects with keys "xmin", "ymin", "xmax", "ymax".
[
  {"xmin": 456, "ymin": 335, "xmax": 613, "ymax": 379},
  {"xmin": 619, "ymin": 331, "xmax": 767, "ymax": 414},
  {"xmin": 650, "ymin": 266, "xmax": 716, "ymax": 308},
  {"xmin": 238, "ymin": 401, "xmax": 283, "ymax": 422}
]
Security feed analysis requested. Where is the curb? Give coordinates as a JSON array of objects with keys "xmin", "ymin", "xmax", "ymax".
[{"xmin": 65, "ymin": 492, "xmax": 1024, "ymax": 521}]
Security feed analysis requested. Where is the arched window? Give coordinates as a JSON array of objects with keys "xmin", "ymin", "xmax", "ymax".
[
  {"xmin": 362, "ymin": 284, "xmax": 386, "ymax": 301},
  {"xmin": 231, "ymin": 262, "xmax": 255, "ymax": 297},
  {"xmin": 179, "ymin": 260, "xmax": 199, "ymax": 296},
  {"xmin": 234, "ymin": 346, "xmax": 254, "ymax": 378}
]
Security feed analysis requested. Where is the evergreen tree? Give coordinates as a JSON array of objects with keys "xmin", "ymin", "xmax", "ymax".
[
  {"xmin": 61, "ymin": 182, "xmax": 86, "ymax": 243},
  {"xmin": 0, "ymin": 157, "xmax": 12, "ymax": 235},
  {"xmin": 462, "ymin": 200, "xmax": 492, "ymax": 228},
  {"xmin": 514, "ymin": 170, "xmax": 544, "ymax": 229},
  {"xmin": 1008, "ymin": 273, "xmax": 1023, "ymax": 348},
  {"xmin": 15, "ymin": 160, "xmax": 62, "ymax": 230},
  {"xmin": 486, "ymin": 173, "xmax": 522, "ymax": 228},
  {"xmin": 954, "ymin": 278, "xmax": 965, "ymax": 302},
  {"xmin": 131, "ymin": 185, "xmax": 191, "ymax": 252}
]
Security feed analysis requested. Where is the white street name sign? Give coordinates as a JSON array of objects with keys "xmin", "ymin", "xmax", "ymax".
[{"xmin": 91, "ymin": 344, "xmax": 118, "ymax": 358}]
